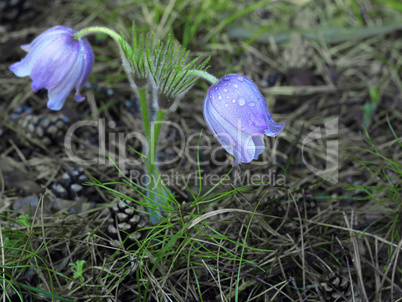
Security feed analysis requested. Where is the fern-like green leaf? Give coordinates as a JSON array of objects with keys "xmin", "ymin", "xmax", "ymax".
[{"xmin": 121, "ymin": 23, "xmax": 210, "ymax": 105}]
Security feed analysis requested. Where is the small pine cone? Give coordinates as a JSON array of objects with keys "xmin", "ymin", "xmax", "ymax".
[
  {"xmin": 323, "ymin": 272, "xmax": 353, "ymax": 302},
  {"xmin": 18, "ymin": 113, "xmax": 69, "ymax": 146},
  {"xmin": 51, "ymin": 167, "xmax": 91, "ymax": 201},
  {"xmin": 107, "ymin": 200, "xmax": 148, "ymax": 241}
]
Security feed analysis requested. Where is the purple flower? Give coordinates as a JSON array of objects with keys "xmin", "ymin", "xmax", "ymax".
[
  {"xmin": 9, "ymin": 26, "xmax": 94, "ymax": 111},
  {"xmin": 203, "ymin": 74, "xmax": 285, "ymax": 165}
]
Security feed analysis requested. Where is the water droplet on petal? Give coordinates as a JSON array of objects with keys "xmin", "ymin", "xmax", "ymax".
[
  {"xmin": 238, "ymin": 97, "xmax": 246, "ymax": 106},
  {"xmin": 238, "ymin": 77, "xmax": 244, "ymax": 82},
  {"xmin": 223, "ymin": 77, "xmax": 230, "ymax": 81},
  {"xmin": 233, "ymin": 84, "xmax": 238, "ymax": 88},
  {"xmin": 223, "ymin": 88, "xmax": 228, "ymax": 93},
  {"xmin": 249, "ymin": 102, "xmax": 256, "ymax": 107},
  {"xmin": 225, "ymin": 103, "xmax": 228, "ymax": 107},
  {"xmin": 232, "ymin": 99, "xmax": 236, "ymax": 103},
  {"xmin": 218, "ymin": 95, "xmax": 222, "ymax": 100}
]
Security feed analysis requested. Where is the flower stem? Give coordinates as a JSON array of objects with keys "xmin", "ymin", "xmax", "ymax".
[
  {"xmin": 75, "ymin": 26, "xmax": 122, "ymax": 44},
  {"xmin": 147, "ymin": 109, "xmax": 169, "ymax": 225},
  {"xmin": 150, "ymin": 110, "xmax": 168, "ymax": 165},
  {"xmin": 139, "ymin": 87, "xmax": 151, "ymax": 144},
  {"xmin": 187, "ymin": 69, "xmax": 219, "ymax": 84},
  {"xmin": 139, "ymin": 86, "xmax": 168, "ymax": 224},
  {"xmin": 75, "ymin": 26, "xmax": 138, "ymax": 93}
]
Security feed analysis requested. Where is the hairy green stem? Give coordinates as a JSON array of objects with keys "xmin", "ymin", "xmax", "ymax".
[
  {"xmin": 75, "ymin": 26, "xmax": 138, "ymax": 93},
  {"xmin": 139, "ymin": 87, "xmax": 151, "ymax": 144},
  {"xmin": 147, "ymin": 109, "xmax": 169, "ymax": 225},
  {"xmin": 150, "ymin": 110, "xmax": 168, "ymax": 165},
  {"xmin": 187, "ymin": 69, "xmax": 219, "ymax": 84},
  {"xmin": 139, "ymin": 87, "xmax": 168, "ymax": 224},
  {"xmin": 75, "ymin": 26, "xmax": 123, "ymax": 44}
]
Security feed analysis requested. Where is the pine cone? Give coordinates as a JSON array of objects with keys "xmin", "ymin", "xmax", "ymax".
[
  {"xmin": 18, "ymin": 113, "xmax": 69, "ymax": 146},
  {"xmin": 322, "ymin": 272, "xmax": 362, "ymax": 302},
  {"xmin": 51, "ymin": 167, "xmax": 90, "ymax": 202},
  {"xmin": 107, "ymin": 200, "xmax": 148, "ymax": 241}
]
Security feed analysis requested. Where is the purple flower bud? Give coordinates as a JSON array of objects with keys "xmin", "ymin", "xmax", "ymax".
[
  {"xmin": 203, "ymin": 74, "xmax": 285, "ymax": 165},
  {"xmin": 9, "ymin": 26, "xmax": 94, "ymax": 111}
]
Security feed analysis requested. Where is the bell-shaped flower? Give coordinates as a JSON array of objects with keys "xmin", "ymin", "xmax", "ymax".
[
  {"xmin": 9, "ymin": 26, "xmax": 94, "ymax": 111},
  {"xmin": 203, "ymin": 74, "xmax": 285, "ymax": 165}
]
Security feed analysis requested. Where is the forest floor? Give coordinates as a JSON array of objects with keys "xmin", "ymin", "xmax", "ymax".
[{"xmin": 0, "ymin": 0, "xmax": 401, "ymax": 301}]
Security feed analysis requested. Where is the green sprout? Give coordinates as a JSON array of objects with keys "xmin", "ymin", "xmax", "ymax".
[
  {"xmin": 69, "ymin": 260, "xmax": 86, "ymax": 282},
  {"xmin": 16, "ymin": 214, "xmax": 31, "ymax": 228}
]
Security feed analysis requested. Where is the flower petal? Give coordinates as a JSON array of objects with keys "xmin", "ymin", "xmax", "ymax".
[
  {"xmin": 9, "ymin": 32, "xmax": 66, "ymax": 77},
  {"xmin": 73, "ymin": 37, "xmax": 94, "ymax": 102},
  {"xmin": 208, "ymin": 74, "xmax": 271, "ymax": 135},
  {"xmin": 252, "ymin": 135, "xmax": 265, "ymax": 160},
  {"xmin": 9, "ymin": 26, "xmax": 93, "ymax": 111},
  {"xmin": 28, "ymin": 26, "xmax": 76, "ymax": 50},
  {"xmin": 204, "ymin": 99, "xmax": 260, "ymax": 164},
  {"xmin": 204, "ymin": 98, "xmax": 236, "ymax": 158},
  {"xmin": 30, "ymin": 35, "xmax": 79, "ymax": 92},
  {"xmin": 46, "ymin": 47, "xmax": 85, "ymax": 111},
  {"xmin": 203, "ymin": 74, "xmax": 285, "ymax": 164},
  {"xmin": 20, "ymin": 44, "xmax": 31, "ymax": 52},
  {"xmin": 264, "ymin": 115, "xmax": 285, "ymax": 137}
]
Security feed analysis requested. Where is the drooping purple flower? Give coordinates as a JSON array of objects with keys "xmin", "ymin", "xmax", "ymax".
[
  {"xmin": 9, "ymin": 26, "xmax": 94, "ymax": 111},
  {"xmin": 203, "ymin": 74, "xmax": 285, "ymax": 165}
]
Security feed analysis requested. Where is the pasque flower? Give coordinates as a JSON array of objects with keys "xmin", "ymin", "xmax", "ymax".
[
  {"xmin": 9, "ymin": 26, "xmax": 94, "ymax": 110},
  {"xmin": 203, "ymin": 74, "xmax": 285, "ymax": 165}
]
